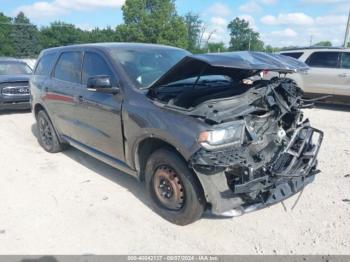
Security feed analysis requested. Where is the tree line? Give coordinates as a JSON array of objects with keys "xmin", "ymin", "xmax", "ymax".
[{"xmin": 0, "ymin": 0, "xmax": 333, "ymax": 58}]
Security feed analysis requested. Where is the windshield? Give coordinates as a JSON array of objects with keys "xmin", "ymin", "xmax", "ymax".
[
  {"xmin": 109, "ymin": 48, "xmax": 189, "ymax": 89},
  {"xmin": 0, "ymin": 61, "xmax": 32, "ymax": 75}
]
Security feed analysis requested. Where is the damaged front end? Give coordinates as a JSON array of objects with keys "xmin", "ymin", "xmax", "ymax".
[
  {"xmin": 190, "ymin": 79, "xmax": 323, "ymax": 216},
  {"xmin": 148, "ymin": 51, "xmax": 324, "ymax": 216}
]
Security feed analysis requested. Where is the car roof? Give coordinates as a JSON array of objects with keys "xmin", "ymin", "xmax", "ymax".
[
  {"xmin": 40, "ymin": 42, "xmax": 186, "ymax": 55},
  {"xmin": 280, "ymin": 47, "xmax": 350, "ymax": 53}
]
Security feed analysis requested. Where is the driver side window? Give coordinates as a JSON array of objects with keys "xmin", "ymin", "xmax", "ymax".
[{"xmin": 82, "ymin": 52, "xmax": 114, "ymax": 84}]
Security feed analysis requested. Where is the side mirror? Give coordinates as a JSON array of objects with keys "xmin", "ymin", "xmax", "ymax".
[{"xmin": 87, "ymin": 75, "xmax": 119, "ymax": 94}]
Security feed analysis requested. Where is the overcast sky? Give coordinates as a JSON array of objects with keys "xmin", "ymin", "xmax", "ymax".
[{"xmin": 2, "ymin": 0, "xmax": 350, "ymax": 47}]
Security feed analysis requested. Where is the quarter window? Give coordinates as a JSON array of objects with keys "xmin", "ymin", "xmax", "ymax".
[
  {"xmin": 54, "ymin": 52, "xmax": 82, "ymax": 83},
  {"xmin": 280, "ymin": 52, "xmax": 304, "ymax": 59},
  {"xmin": 340, "ymin": 52, "xmax": 350, "ymax": 69},
  {"xmin": 82, "ymin": 52, "xmax": 113, "ymax": 84},
  {"xmin": 305, "ymin": 52, "xmax": 340, "ymax": 68}
]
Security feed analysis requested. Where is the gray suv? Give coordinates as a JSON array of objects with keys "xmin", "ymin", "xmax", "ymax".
[
  {"xmin": 30, "ymin": 43, "xmax": 323, "ymax": 225},
  {"xmin": 0, "ymin": 57, "xmax": 32, "ymax": 110}
]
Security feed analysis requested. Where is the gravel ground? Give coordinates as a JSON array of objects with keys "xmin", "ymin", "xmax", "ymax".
[{"xmin": 0, "ymin": 106, "xmax": 349, "ymax": 255}]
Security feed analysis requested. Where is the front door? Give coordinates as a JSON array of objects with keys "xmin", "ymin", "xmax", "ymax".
[
  {"xmin": 302, "ymin": 51, "xmax": 340, "ymax": 95},
  {"xmin": 71, "ymin": 51, "xmax": 125, "ymax": 161}
]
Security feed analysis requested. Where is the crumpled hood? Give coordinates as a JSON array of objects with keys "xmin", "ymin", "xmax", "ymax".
[{"xmin": 149, "ymin": 51, "xmax": 308, "ymax": 91}]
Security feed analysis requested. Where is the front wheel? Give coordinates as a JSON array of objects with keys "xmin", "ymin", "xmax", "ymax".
[{"xmin": 145, "ymin": 149, "xmax": 205, "ymax": 225}]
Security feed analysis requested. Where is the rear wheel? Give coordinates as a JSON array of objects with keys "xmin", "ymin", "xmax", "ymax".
[
  {"xmin": 36, "ymin": 110, "xmax": 66, "ymax": 153},
  {"xmin": 145, "ymin": 149, "xmax": 205, "ymax": 225}
]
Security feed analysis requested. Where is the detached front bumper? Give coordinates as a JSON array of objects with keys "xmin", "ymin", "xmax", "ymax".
[{"xmin": 191, "ymin": 124, "xmax": 324, "ymax": 216}]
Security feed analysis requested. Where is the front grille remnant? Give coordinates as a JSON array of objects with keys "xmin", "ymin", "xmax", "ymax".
[
  {"xmin": 2, "ymin": 86, "xmax": 29, "ymax": 95},
  {"xmin": 272, "ymin": 153, "xmax": 293, "ymax": 173}
]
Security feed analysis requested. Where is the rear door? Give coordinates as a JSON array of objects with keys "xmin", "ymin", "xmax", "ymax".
[
  {"xmin": 45, "ymin": 51, "xmax": 83, "ymax": 138},
  {"xmin": 303, "ymin": 51, "xmax": 340, "ymax": 95},
  {"xmin": 70, "ymin": 50, "xmax": 124, "ymax": 161},
  {"xmin": 32, "ymin": 52, "xmax": 58, "ymax": 109},
  {"xmin": 335, "ymin": 52, "xmax": 350, "ymax": 96}
]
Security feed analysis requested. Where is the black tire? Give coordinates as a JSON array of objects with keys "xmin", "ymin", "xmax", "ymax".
[
  {"xmin": 145, "ymin": 148, "xmax": 205, "ymax": 225},
  {"xmin": 36, "ymin": 110, "xmax": 66, "ymax": 153}
]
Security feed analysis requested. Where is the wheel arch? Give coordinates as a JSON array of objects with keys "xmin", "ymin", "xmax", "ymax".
[
  {"xmin": 134, "ymin": 138, "xmax": 183, "ymax": 181},
  {"xmin": 134, "ymin": 137, "xmax": 201, "ymax": 184},
  {"xmin": 33, "ymin": 103, "xmax": 47, "ymax": 119},
  {"xmin": 33, "ymin": 102, "xmax": 66, "ymax": 144},
  {"xmin": 136, "ymin": 137, "xmax": 207, "ymax": 213}
]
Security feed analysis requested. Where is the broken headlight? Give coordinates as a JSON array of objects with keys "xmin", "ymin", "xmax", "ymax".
[{"xmin": 198, "ymin": 121, "xmax": 245, "ymax": 150}]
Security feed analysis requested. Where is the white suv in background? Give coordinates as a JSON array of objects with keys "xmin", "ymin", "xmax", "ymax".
[{"xmin": 269, "ymin": 48, "xmax": 350, "ymax": 101}]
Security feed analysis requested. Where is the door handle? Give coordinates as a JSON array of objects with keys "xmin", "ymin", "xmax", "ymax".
[
  {"xmin": 338, "ymin": 73, "xmax": 347, "ymax": 78},
  {"xmin": 44, "ymin": 87, "xmax": 49, "ymax": 92}
]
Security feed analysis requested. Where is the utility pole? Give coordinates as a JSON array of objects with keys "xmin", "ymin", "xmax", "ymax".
[
  {"xmin": 309, "ymin": 35, "xmax": 313, "ymax": 47},
  {"xmin": 248, "ymin": 32, "xmax": 251, "ymax": 51},
  {"xmin": 344, "ymin": 9, "xmax": 350, "ymax": 48}
]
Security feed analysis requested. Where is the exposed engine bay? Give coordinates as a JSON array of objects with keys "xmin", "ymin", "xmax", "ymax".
[
  {"xmin": 193, "ymin": 78, "xmax": 323, "ymax": 214},
  {"xmin": 148, "ymin": 52, "xmax": 324, "ymax": 215}
]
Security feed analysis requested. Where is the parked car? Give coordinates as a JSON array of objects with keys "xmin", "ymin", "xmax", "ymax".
[
  {"xmin": 268, "ymin": 47, "xmax": 350, "ymax": 103},
  {"xmin": 0, "ymin": 57, "xmax": 32, "ymax": 110},
  {"xmin": 30, "ymin": 44, "xmax": 323, "ymax": 225}
]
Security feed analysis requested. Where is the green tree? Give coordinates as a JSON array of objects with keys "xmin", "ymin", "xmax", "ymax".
[
  {"xmin": 314, "ymin": 41, "xmax": 332, "ymax": 47},
  {"xmin": 265, "ymin": 44, "xmax": 278, "ymax": 53},
  {"xmin": 227, "ymin": 17, "xmax": 264, "ymax": 51},
  {"xmin": 279, "ymin": 46, "xmax": 299, "ymax": 51},
  {"xmin": 10, "ymin": 12, "xmax": 41, "ymax": 57},
  {"xmin": 184, "ymin": 12, "xmax": 202, "ymax": 52},
  {"xmin": 87, "ymin": 27, "xmax": 117, "ymax": 43},
  {"xmin": 115, "ymin": 0, "xmax": 188, "ymax": 48},
  {"xmin": 207, "ymin": 42, "xmax": 227, "ymax": 53},
  {"xmin": 0, "ymin": 12, "xmax": 14, "ymax": 56},
  {"xmin": 39, "ymin": 21, "xmax": 86, "ymax": 48}
]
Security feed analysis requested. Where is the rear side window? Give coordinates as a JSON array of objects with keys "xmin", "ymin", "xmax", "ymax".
[
  {"xmin": 35, "ymin": 53, "xmax": 56, "ymax": 76},
  {"xmin": 82, "ymin": 52, "xmax": 113, "ymax": 84},
  {"xmin": 340, "ymin": 52, "xmax": 350, "ymax": 69},
  {"xmin": 54, "ymin": 52, "xmax": 82, "ymax": 83},
  {"xmin": 280, "ymin": 52, "xmax": 303, "ymax": 59},
  {"xmin": 305, "ymin": 52, "xmax": 340, "ymax": 68}
]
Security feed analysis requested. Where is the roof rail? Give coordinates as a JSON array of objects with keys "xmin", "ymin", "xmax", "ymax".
[{"xmin": 281, "ymin": 46, "xmax": 348, "ymax": 51}]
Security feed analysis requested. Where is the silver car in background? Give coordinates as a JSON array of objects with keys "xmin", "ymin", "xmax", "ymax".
[{"xmin": 267, "ymin": 47, "xmax": 350, "ymax": 102}]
